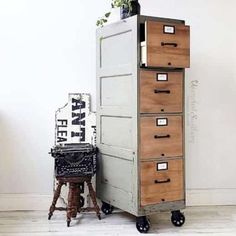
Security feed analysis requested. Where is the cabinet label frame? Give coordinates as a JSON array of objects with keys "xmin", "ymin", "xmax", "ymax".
[
  {"xmin": 157, "ymin": 162, "xmax": 168, "ymax": 171},
  {"xmin": 156, "ymin": 73, "xmax": 168, "ymax": 81},
  {"xmin": 163, "ymin": 25, "xmax": 175, "ymax": 34},
  {"xmin": 156, "ymin": 118, "xmax": 168, "ymax": 126}
]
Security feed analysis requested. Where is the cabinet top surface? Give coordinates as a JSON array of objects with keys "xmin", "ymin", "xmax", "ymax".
[
  {"xmin": 96, "ymin": 15, "xmax": 187, "ymax": 33},
  {"xmin": 139, "ymin": 15, "xmax": 185, "ymax": 24}
]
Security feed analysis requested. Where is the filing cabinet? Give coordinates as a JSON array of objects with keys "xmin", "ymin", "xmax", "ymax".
[{"xmin": 96, "ymin": 15, "xmax": 190, "ymax": 233}]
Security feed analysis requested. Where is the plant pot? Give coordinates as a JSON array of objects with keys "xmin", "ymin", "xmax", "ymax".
[
  {"xmin": 120, "ymin": 5, "xmax": 130, "ymax": 19},
  {"xmin": 120, "ymin": 0, "xmax": 141, "ymax": 20},
  {"xmin": 108, "ymin": 7, "xmax": 121, "ymax": 24}
]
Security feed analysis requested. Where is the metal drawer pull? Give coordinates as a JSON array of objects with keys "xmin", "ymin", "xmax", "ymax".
[
  {"xmin": 154, "ymin": 178, "xmax": 171, "ymax": 184},
  {"xmin": 154, "ymin": 89, "xmax": 170, "ymax": 94},
  {"xmin": 154, "ymin": 134, "xmax": 170, "ymax": 139},
  {"xmin": 161, "ymin": 42, "xmax": 178, "ymax": 47}
]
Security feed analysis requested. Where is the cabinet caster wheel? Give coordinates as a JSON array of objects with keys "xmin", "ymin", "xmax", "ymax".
[
  {"xmin": 136, "ymin": 216, "xmax": 150, "ymax": 233},
  {"xmin": 101, "ymin": 201, "xmax": 114, "ymax": 215},
  {"xmin": 171, "ymin": 210, "xmax": 185, "ymax": 227}
]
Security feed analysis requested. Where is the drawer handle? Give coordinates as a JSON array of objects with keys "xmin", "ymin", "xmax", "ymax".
[
  {"xmin": 154, "ymin": 178, "xmax": 171, "ymax": 184},
  {"xmin": 154, "ymin": 134, "xmax": 170, "ymax": 139},
  {"xmin": 154, "ymin": 89, "xmax": 170, "ymax": 94},
  {"xmin": 161, "ymin": 42, "xmax": 178, "ymax": 47}
]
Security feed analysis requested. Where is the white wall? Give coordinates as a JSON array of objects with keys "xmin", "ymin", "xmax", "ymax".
[
  {"xmin": 0, "ymin": 0, "xmax": 236, "ymax": 209},
  {"xmin": 140, "ymin": 0, "xmax": 236, "ymax": 205},
  {"xmin": 0, "ymin": 0, "xmax": 108, "ymax": 196}
]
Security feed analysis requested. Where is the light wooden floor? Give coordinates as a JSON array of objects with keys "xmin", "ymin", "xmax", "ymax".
[{"xmin": 0, "ymin": 206, "xmax": 236, "ymax": 235}]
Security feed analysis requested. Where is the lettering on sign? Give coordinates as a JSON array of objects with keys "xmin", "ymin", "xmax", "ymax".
[
  {"xmin": 55, "ymin": 93, "xmax": 96, "ymax": 145},
  {"xmin": 71, "ymin": 98, "xmax": 86, "ymax": 142},
  {"xmin": 57, "ymin": 119, "xmax": 68, "ymax": 143}
]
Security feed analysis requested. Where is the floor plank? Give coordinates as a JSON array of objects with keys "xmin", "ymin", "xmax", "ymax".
[{"xmin": 0, "ymin": 206, "xmax": 236, "ymax": 235}]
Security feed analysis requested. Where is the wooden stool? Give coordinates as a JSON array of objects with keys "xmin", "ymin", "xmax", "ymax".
[{"xmin": 48, "ymin": 176, "xmax": 101, "ymax": 227}]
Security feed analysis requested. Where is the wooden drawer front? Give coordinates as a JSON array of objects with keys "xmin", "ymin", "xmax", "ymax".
[
  {"xmin": 140, "ymin": 70, "xmax": 183, "ymax": 113},
  {"xmin": 146, "ymin": 21, "xmax": 190, "ymax": 68},
  {"xmin": 141, "ymin": 159, "xmax": 184, "ymax": 206},
  {"xmin": 140, "ymin": 116, "xmax": 182, "ymax": 159}
]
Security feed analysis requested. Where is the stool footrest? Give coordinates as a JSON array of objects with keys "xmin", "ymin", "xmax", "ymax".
[
  {"xmin": 55, "ymin": 207, "xmax": 67, "ymax": 211},
  {"xmin": 80, "ymin": 207, "xmax": 98, "ymax": 212}
]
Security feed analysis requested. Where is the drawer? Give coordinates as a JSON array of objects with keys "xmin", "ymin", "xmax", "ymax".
[
  {"xmin": 140, "ymin": 70, "xmax": 183, "ymax": 113},
  {"xmin": 141, "ymin": 21, "xmax": 190, "ymax": 68},
  {"xmin": 140, "ymin": 115, "xmax": 183, "ymax": 159},
  {"xmin": 140, "ymin": 159, "xmax": 184, "ymax": 206}
]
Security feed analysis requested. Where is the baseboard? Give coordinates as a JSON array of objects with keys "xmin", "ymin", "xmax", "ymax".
[
  {"xmin": 1, "ymin": 189, "xmax": 236, "ymax": 211},
  {"xmin": 0, "ymin": 194, "xmax": 55, "ymax": 211},
  {"xmin": 186, "ymin": 188, "xmax": 236, "ymax": 206}
]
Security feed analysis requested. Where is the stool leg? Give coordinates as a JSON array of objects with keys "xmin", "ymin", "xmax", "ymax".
[
  {"xmin": 77, "ymin": 184, "xmax": 81, "ymax": 213},
  {"xmin": 71, "ymin": 183, "xmax": 79, "ymax": 218},
  {"xmin": 48, "ymin": 181, "xmax": 63, "ymax": 220},
  {"xmin": 86, "ymin": 179, "xmax": 101, "ymax": 220},
  {"xmin": 67, "ymin": 182, "xmax": 78, "ymax": 227}
]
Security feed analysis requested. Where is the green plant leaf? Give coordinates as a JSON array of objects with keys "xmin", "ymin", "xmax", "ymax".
[
  {"xmin": 105, "ymin": 12, "xmax": 111, "ymax": 18},
  {"xmin": 97, "ymin": 0, "xmax": 132, "ymax": 27}
]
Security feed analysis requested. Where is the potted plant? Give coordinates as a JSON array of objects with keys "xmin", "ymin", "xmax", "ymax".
[{"xmin": 96, "ymin": 0, "xmax": 140, "ymax": 27}]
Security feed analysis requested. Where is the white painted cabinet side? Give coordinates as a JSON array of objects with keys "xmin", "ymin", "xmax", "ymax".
[{"xmin": 96, "ymin": 16, "xmax": 139, "ymax": 215}]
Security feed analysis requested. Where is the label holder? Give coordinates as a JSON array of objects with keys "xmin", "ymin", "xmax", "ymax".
[
  {"xmin": 156, "ymin": 118, "xmax": 168, "ymax": 127},
  {"xmin": 157, "ymin": 162, "xmax": 168, "ymax": 171},
  {"xmin": 163, "ymin": 25, "xmax": 176, "ymax": 34},
  {"xmin": 156, "ymin": 73, "xmax": 168, "ymax": 82}
]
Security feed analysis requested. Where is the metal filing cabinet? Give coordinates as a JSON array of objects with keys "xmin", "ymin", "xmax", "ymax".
[{"xmin": 96, "ymin": 15, "xmax": 190, "ymax": 233}]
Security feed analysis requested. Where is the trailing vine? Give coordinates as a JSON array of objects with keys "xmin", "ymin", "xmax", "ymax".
[{"xmin": 96, "ymin": 0, "xmax": 132, "ymax": 27}]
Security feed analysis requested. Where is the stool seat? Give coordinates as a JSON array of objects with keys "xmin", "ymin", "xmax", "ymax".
[{"xmin": 48, "ymin": 176, "xmax": 101, "ymax": 227}]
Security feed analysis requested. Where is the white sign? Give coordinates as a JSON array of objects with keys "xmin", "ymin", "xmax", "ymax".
[{"xmin": 55, "ymin": 93, "xmax": 96, "ymax": 145}]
